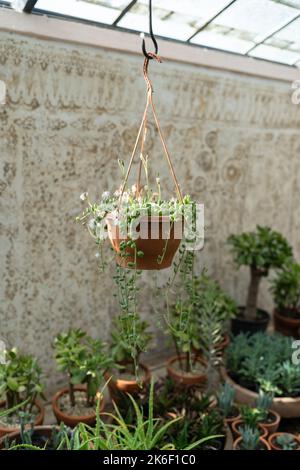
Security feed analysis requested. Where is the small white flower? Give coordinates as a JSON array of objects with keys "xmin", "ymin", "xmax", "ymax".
[
  {"xmin": 131, "ymin": 184, "xmax": 138, "ymax": 194},
  {"xmin": 95, "ymin": 252, "xmax": 100, "ymax": 258},
  {"xmin": 102, "ymin": 191, "xmax": 110, "ymax": 200},
  {"xmin": 80, "ymin": 192, "xmax": 88, "ymax": 201},
  {"xmin": 156, "ymin": 177, "xmax": 160, "ymax": 185}
]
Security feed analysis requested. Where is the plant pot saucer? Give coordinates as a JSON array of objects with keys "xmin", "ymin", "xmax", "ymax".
[{"xmin": 220, "ymin": 367, "xmax": 300, "ymax": 418}]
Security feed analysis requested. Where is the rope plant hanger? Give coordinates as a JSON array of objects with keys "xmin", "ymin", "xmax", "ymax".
[{"xmin": 78, "ymin": 0, "xmax": 194, "ymax": 271}]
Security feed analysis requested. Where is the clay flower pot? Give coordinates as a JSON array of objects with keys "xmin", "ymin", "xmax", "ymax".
[
  {"xmin": 52, "ymin": 385, "xmax": 104, "ymax": 428},
  {"xmin": 0, "ymin": 425, "xmax": 59, "ymax": 450},
  {"xmin": 104, "ymin": 363, "xmax": 151, "ymax": 398},
  {"xmin": 273, "ymin": 309, "xmax": 300, "ymax": 338},
  {"xmin": 233, "ymin": 436, "xmax": 271, "ymax": 450},
  {"xmin": 166, "ymin": 355, "xmax": 207, "ymax": 386},
  {"xmin": 268, "ymin": 432, "xmax": 300, "ymax": 450},
  {"xmin": 231, "ymin": 419, "xmax": 268, "ymax": 440},
  {"xmin": 259, "ymin": 410, "xmax": 281, "ymax": 435},
  {"xmin": 220, "ymin": 367, "xmax": 300, "ymax": 418},
  {"xmin": 0, "ymin": 399, "xmax": 45, "ymax": 438},
  {"xmin": 106, "ymin": 214, "xmax": 183, "ymax": 270}
]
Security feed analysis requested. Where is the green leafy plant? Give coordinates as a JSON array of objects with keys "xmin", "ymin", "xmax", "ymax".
[
  {"xmin": 240, "ymin": 406, "xmax": 263, "ymax": 430},
  {"xmin": 110, "ymin": 312, "xmax": 152, "ymax": 379},
  {"xmin": 275, "ymin": 433, "xmax": 300, "ymax": 450},
  {"xmin": 271, "ymin": 261, "xmax": 300, "ymax": 318},
  {"xmin": 217, "ymin": 383, "xmax": 236, "ymax": 419},
  {"xmin": 238, "ymin": 426, "xmax": 261, "ymax": 450},
  {"xmin": 0, "ymin": 348, "xmax": 44, "ymax": 419},
  {"xmin": 255, "ymin": 389, "xmax": 274, "ymax": 421},
  {"xmin": 228, "ymin": 226, "xmax": 292, "ymax": 320},
  {"xmin": 226, "ymin": 332, "xmax": 300, "ymax": 397},
  {"xmin": 54, "ymin": 329, "xmax": 113, "ymax": 407}
]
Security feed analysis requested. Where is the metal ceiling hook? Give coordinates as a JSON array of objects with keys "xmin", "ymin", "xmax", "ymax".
[{"xmin": 142, "ymin": 0, "xmax": 158, "ymax": 59}]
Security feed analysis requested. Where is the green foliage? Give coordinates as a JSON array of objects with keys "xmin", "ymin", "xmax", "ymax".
[
  {"xmin": 217, "ymin": 383, "xmax": 236, "ymax": 418},
  {"xmin": 271, "ymin": 261, "xmax": 300, "ymax": 314},
  {"xmin": 110, "ymin": 313, "xmax": 152, "ymax": 366},
  {"xmin": 255, "ymin": 390, "xmax": 274, "ymax": 421},
  {"xmin": 226, "ymin": 332, "xmax": 300, "ymax": 397},
  {"xmin": 240, "ymin": 406, "xmax": 263, "ymax": 430},
  {"xmin": 0, "ymin": 348, "xmax": 44, "ymax": 413},
  {"xmin": 238, "ymin": 426, "xmax": 261, "ymax": 450},
  {"xmin": 228, "ymin": 225, "xmax": 292, "ymax": 273},
  {"xmin": 53, "ymin": 329, "xmax": 113, "ymax": 405},
  {"xmin": 276, "ymin": 433, "xmax": 299, "ymax": 450}
]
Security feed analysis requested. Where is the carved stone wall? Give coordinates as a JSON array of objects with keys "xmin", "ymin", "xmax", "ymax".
[{"xmin": 0, "ymin": 32, "xmax": 300, "ymax": 391}]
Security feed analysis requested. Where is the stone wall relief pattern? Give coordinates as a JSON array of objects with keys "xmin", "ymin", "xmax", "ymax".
[{"xmin": 0, "ymin": 32, "xmax": 300, "ymax": 389}]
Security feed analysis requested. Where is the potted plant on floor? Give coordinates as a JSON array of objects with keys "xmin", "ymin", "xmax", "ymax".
[
  {"xmin": 233, "ymin": 426, "xmax": 270, "ymax": 450},
  {"xmin": 255, "ymin": 390, "xmax": 280, "ymax": 434},
  {"xmin": 222, "ymin": 332, "xmax": 300, "ymax": 417},
  {"xmin": 0, "ymin": 348, "xmax": 45, "ymax": 437},
  {"xmin": 271, "ymin": 261, "xmax": 300, "ymax": 338},
  {"xmin": 231, "ymin": 406, "xmax": 268, "ymax": 439},
  {"xmin": 104, "ymin": 312, "xmax": 152, "ymax": 397},
  {"xmin": 268, "ymin": 432, "xmax": 300, "ymax": 450},
  {"xmin": 217, "ymin": 383, "xmax": 241, "ymax": 427},
  {"xmin": 52, "ymin": 329, "xmax": 112, "ymax": 427},
  {"xmin": 228, "ymin": 226, "xmax": 292, "ymax": 335}
]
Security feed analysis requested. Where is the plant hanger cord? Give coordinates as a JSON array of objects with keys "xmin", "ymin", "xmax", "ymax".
[{"xmin": 119, "ymin": 1, "xmax": 183, "ymax": 205}]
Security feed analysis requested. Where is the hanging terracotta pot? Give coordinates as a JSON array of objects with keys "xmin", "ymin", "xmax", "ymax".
[{"xmin": 107, "ymin": 214, "xmax": 183, "ymax": 270}]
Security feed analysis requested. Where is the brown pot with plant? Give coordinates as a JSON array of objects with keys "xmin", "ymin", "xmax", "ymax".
[
  {"xmin": 271, "ymin": 261, "xmax": 300, "ymax": 338},
  {"xmin": 268, "ymin": 432, "xmax": 300, "ymax": 450},
  {"xmin": 0, "ymin": 348, "xmax": 45, "ymax": 437},
  {"xmin": 228, "ymin": 226, "xmax": 292, "ymax": 335},
  {"xmin": 104, "ymin": 313, "xmax": 152, "ymax": 399},
  {"xmin": 233, "ymin": 426, "xmax": 270, "ymax": 450},
  {"xmin": 52, "ymin": 329, "xmax": 111, "ymax": 427}
]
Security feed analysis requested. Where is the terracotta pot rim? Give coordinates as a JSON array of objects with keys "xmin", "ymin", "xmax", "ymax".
[
  {"xmin": 274, "ymin": 309, "xmax": 300, "ymax": 325},
  {"xmin": 232, "ymin": 419, "xmax": 268, "ymax": 439},
  {"xmin": 221, "ymin": 367, "xmax": 300, "ymax": 406},
  {"xmin": 52, "ymin": 385, "xmax": 102, "ymax": 422},
  {"xmin": 268, "ymin": 432, "xmax": 300, "ymax": 450},
  {"xmin": 260, "ymin": 409, "xmax": 281, "ymax": 428},
  {"xmin": 0, "ymin": 399, "xmax": 44, "ymax": 434},
  {"xmin": 104, "ymin": 362, "xmax": 151, "ymax": 387},
  {"xmin": 167, "ymin": 354, "xmax": 207, "ymax": 381},
  {"xmin": 233, "ymin": 435, "xmax": 271, "ymax": 450}
]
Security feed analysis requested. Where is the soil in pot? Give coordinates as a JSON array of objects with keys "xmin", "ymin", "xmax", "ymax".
[
  {"xmin": 104, "ymin": 362, "xmax": 151, "ymax": 399},
  {"xmin": 231, "ymin": 307, "xmax": 270, "ymax": 336},
  {"xmin": 233, "ymin": 436, "xmax": 270, "ymax": 450},
  {"xmin": 166, "ymin": 355, "xmax": 207, "ymax": 386},
  {"xmin": 274, "ymin": 309, "xmax": 300, "ymax": 338},
  {"xmin": 52, "ymin": 385, "xmax": 103, "ymax": 427},
  {"xmin": 0, "ymin": 400, "xmax": 44, "ymax": 438},
  {"xmin": 268, "ymin": 432, "xmax": 300, "ymax": 450},
  {"xmin": 106, "ymin": 215, "xmax": 183, "ymax": 270}
]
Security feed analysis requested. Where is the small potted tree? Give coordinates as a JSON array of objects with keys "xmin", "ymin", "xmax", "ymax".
[
  {"xmin": 271, "ymin": 261, "xmax": 300, "ymax": 338},
  {"xmin": 52, "ymin": 329, "xmax": 112, "ymax": 427},
  {"xmin": 104, "ymin": 313, "xmax": 152, "ymax": 397},
  {"xmin": 228, "ymin": 225, "xmax": 292, "ymax": 335},
  {"xmin": 0, "ymin": 348, "xmax": 44, "ymax": 437}
]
